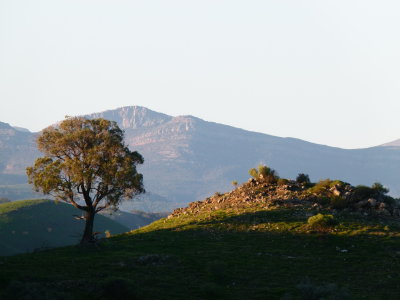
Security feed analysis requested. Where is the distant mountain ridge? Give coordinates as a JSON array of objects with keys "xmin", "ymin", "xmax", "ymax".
[
  {"xmin": 0, "ymin": 106, "xmax": 400, "ymax": 212},
  {"xmin": 381, "ymin": 139, "xmax": 400, "ymax": 147}
]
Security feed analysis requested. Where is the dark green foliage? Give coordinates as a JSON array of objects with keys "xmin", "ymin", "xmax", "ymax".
[
  {"xmin": 330, "ymin": 196, "xmax": 349, "ymax": 209},
  {"xmin": 296, "ymin": 173, "xmax": 311, "ymax": 186},
  {"xmin": 352, "ymin": 185, "xmax": 377, "ymax": 202},
  {"xmin": 371, "ymin": 182, "xmax": 389, "ymax": 194}
]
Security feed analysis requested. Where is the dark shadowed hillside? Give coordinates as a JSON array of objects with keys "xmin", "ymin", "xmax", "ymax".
[{"xmin": 0, "ymin": 199, "xmax": 128, "ymax": 256}]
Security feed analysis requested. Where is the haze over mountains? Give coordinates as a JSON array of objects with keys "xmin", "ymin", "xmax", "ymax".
[{"xmin": 0, "ymin": 106, "xmax": 399, "ymax": 212}]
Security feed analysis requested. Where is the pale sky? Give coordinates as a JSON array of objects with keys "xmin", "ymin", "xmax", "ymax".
[{"xmin": 1, "ymin": 0, "xmax": 400, "ymax": 149}]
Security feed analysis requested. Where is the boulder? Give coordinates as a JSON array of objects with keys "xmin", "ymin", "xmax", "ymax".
[{"xmin": 367, "ymin": 198, "xmax": 377, "ymax": 207}]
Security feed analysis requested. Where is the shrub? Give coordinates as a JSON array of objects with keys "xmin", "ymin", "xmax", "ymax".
[
  {"xmin": 277, "ymin": 178, "xmax": 289, "ymax": 186},
  {"xmin": 308, "ymin": 179, "xmax": 345, "ymax": 196},
  {"xmin": 231, "ymin": 180, "xmax": 238, "ymax": 187},
  {"xmin": 248, "ymin": 164, "xmax": 279, "ymax": 184},
  {"xmin": 307, "ymin": 214, "xmax": 338, "ymax": 229},
  {"xmin": 352, "ymin": 185, "xmax": 376, "ymax": 202},
  {"xmin": 296, "ymin": 173, "xmax": 311, "ymax": 186},
  {"xmin": 330, "ymin": 196, "xmax": 349, "ymax": 209},
  {"xmin": 371, "ymin": 182, "xmax": 389, "ymax": 194},
  {"xmin": 249, "ymin": 168, "xmax": 258, "ymax": 179},
  {"xmin": 308, "ymin": 179, "xmax": 332, "ymax": 195}
]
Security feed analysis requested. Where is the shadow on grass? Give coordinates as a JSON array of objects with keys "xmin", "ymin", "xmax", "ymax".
[{"xmin": 1, "ymin": 209, "xmax": 400, "ymax": 300}]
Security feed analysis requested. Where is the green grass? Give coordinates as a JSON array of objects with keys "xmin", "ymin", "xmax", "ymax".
[
  {"xmin": 0, "ymin": 199, "xmax": 129, "ymax": 256},
  {"xmin": 0, "ymin": 207, "xmax": 399, "ymax": 299}
]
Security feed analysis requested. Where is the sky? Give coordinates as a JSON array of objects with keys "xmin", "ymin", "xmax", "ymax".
[{"xmin": 1, "ymin": 0, "xmax": 400, "ymax": 149}]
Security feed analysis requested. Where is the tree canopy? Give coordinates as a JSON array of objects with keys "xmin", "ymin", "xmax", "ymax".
[{"xmin": 26, "ymin": 117, "xmax": 144, "ymax": 244}]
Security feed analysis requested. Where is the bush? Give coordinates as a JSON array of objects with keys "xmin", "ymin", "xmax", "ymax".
[
  {"xmin": 352, "ymin": 185, "xmax": 376, "ymax": 202},
  {"xmin": 231, "ymin": 180, "xmax": 238, "ymax": 187},
  {"xmin": 307, "ymin": 214, "xmax": 338, "ymax": 229},
  {"xmin": 296, "ymin": 173, "xmax": 311, "ymax": 186},
  {"xmin": 249, "ymin": 168, "xmax": 258, "ymax": 179},
  {"xmin": 248, "ymin": 164, "xmax": 279, "ymax": 184},
  {"xmin": 308, "ymin": 179, "xmax": 345, "ymax": 196},
  {"xmin": 308, "ymin": 179, "xmax": 332, "ymax": 195},
  {"xmin": 277, "ymin": 178, "xmax": 290, "ymax": 186},
  {"xmin": 330, "ymin": 196, "xmax": 349, "ymax": 209},
  {"xmin": 371, "ymin": 182, "xmax": 389, "ymax": 194}
]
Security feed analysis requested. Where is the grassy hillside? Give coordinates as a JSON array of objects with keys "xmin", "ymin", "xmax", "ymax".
[
  {"xmin": 0, "ymin": 199, "xmax": 128, "ymax": 256},
  {"xmin": 0, "ymin": 178, "xmax": 400, "ymax": 299},
  {"xmin": 101, "ymin": 209, "xmax": 168, "ymax": 230}
]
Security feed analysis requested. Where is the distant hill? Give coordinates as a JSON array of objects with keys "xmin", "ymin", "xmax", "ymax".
[
  {"xmin": 101, "ymin": 209, "xmax": 168, "ymax": 230},
  {"xmin": 1, "ymin": 106, "xmax": 400, "ymax": 212},
  {"xmin": 381, "ymin": 139, "xmax": 400, "ymax": 147},
  {"xmin": 0, "ymin": 199, "xmax": 128, "ymax": 256}
]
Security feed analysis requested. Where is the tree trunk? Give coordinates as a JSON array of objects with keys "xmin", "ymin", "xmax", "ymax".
[{"xmin": 80, "ymin": 209, "xmax": 95, "ymax": 245}]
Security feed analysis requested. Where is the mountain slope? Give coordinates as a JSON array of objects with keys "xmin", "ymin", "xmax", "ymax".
[
  {"xmin": 381, "ymin": 139, "xmax": 400, "ymax": 147},
  {"xmin": 85, "ymin": 106, "xmax": 400, "ymax": 203},
  {"xmin": 0, "ymin": 175, "xmax": 399, "ymax": 299},
  {"xmin": 1, "ymin": 106, "xmax": 400, "ymax": 212},
  {"xmin": 0, "ymin": 199, "xmax": 128, "ymax": 256},
  {"xmin": 0, "ymin": 122, "xmax": 38, "ymax": 184}
]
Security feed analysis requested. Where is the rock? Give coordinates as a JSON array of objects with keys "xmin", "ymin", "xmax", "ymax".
[
  {"xmin": 379, "ymin": 202, "xmax": 388, "ymax": 210},
  {"xmin": 367, "ymin": 198, "xmax": 377, "ymax": 207},
  {"xmin": 354, "ymin": 200, "xmax": 368, "ymax": 209},
  {"xmin": 330, "ymin": 185, "xmax": 342, "ymax": 196}
]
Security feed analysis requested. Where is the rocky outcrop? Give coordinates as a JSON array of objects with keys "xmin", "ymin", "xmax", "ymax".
[{"xmin": 169, "ymin": 178, "xmax": 400, "ymax": 219}]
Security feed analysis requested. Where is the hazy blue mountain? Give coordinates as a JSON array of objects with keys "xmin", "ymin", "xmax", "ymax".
[
  {"xmin": 85, "ymin": 106, "xmax": 400, "ymax": 202},
  {"xmin": 0, "ymin": 106, "xmax": 400, "ymax": 212},
  {"xmin": 0, "ymin": 122, "xmax": 38, "ymax": 184}
]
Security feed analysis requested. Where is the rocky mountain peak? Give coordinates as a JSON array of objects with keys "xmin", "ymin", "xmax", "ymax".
[{"xmin": 87, "ymin": 106, "xmax": 173, "ymax": 130}]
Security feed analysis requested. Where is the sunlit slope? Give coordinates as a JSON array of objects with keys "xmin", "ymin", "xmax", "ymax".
[{"xmin": 0, "ymin": 199, "xmax": 128, "ymax": 256}]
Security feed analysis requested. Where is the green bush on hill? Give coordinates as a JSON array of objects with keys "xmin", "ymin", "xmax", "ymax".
[
  {"xmin": 307, "ymin": 214, "xmax": 338, "ymax": 229},
  {"xmin": 248, "ymin": 164, "xmax": 279, "ymax": 184}
]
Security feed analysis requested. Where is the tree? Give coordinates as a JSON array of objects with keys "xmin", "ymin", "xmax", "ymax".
[
  {"xmin": 26, "ymin": 117, "xmax": 144, "ymax": 245},
  {"xmin": 296, "ymin": 173, "xmax": 311, "ymax": 186}
]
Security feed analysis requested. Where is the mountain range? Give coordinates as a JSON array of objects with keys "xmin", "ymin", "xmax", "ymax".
[{"xmin": 1, "ymin": 106, "xmax": 399, "ymax": 211}]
